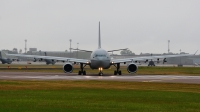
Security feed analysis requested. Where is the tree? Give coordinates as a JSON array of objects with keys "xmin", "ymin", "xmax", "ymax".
[
  {"xmin": 13, "ymin": 48, "xmax": 18, "ymax": 53},
  {"xmin": 120, "ymin": 49, "xmax": 135, "ymax": 55},
  {"xmin": 19, "ymin": 49, "xmax": 22, "ymax": 54}
]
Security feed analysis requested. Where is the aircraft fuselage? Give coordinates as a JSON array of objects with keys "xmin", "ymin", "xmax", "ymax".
[{"xmin": 90, "ymin": 48, "xmax": 111, "ymax": 69}]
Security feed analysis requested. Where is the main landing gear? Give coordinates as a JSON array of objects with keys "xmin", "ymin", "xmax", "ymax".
[
  {"xmin": 113, "ymin": 63, "xmax": 122, "ymax": 75},
  {"xmin": 78, "ymin": 63, "xmax": 87, "ymax": 75}
]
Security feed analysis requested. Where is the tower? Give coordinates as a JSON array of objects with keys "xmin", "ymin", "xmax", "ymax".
[
  {"xmin": 25, "ymin": 39, "xmax": 27, "ymax": 54},
  {"xmin": 69, "ymin": 39, "xmax": 72, "ymax": 58},
  {"xmin": 168, "ymin": 40, "xmax": 170, "ymax": 53},
  {"xmin": 77, "ymin": 42, "xmax": 79, "ymax": 58}
]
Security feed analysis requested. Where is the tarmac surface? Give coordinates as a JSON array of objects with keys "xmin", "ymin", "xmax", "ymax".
[{"xmin": 0, "ymin": 72, "xmax": 200, "ymax": 84}]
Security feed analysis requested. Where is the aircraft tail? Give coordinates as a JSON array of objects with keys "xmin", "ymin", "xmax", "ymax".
[
  {"xmin": 0, "ymin": 51, "xmax": 7, "ymax": 59},
  {"xmin": 98, "ymin": 21, "xmax": 101, "ymax": 49}
]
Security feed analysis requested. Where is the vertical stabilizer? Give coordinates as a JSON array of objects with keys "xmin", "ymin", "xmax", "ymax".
[{"xmin": 98, "ymin": 21, "xmax": 101, "ymax": 49}]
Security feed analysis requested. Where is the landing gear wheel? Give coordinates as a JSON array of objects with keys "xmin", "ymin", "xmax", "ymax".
[
  {"xmin": 99, "ymin": 72, "xmax": 103, "ymax": 76},
  {"xmin": 78, "ymin": 71, "xmax": 82, "ymax": 75},
  {"xmin": 118, "ymin": 71, "xmax": 122, "ymax": 75},
  {"xmin": 78, "ymin": 63, "xmax": 87, "ymax": 75},
  {"xmin": 83, "ymin": 71, "xmax": 86, "ymax": 75},
  {"xmin": 113, "ymin": 63, "xmax": 122, "ymax": 75},
  {"xmin": 114, "ymin": 71, "xmax": 117, "ymax": 75}
]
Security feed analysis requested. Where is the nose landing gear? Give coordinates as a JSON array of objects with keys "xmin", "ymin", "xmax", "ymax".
[{"xmin": 98, "ymin": 67, "xmax": 103, "ymax": 76}]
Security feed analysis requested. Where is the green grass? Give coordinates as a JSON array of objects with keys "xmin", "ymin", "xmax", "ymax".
[
  {"xmin": 0, "ymin": 81, "xmax": 200, "ymax": 112},
  {"xmin": 137, "ymin": 66, "xmax": 200, "ymax": 75},
  {"xmin": 1, "ymin": 64, "xmax": 200, "ymax": 75}
]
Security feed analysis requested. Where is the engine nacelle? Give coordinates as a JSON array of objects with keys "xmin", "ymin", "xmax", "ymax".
[
  {"xmin": 127, "ymin": 63, "xmax": 138, "ymax": 73},
  {"xmin": 33, "ymin": 58, "xmax": 37, "ymax": 62},
  {"xmin": 63, "ymin": 63, "xmax": 73, "ymax": 73}
]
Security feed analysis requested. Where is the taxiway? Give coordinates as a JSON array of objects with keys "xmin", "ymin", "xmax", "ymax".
[{"xmin": 0, "ymin": 72, "xmax": 200, "ymax": 84}]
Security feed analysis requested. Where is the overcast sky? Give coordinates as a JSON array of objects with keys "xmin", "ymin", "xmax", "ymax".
[{"xmin": 0, "ymin": 0, "xmax": 200, "ymax": 54}]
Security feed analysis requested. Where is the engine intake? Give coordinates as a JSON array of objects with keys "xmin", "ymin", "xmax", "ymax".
[
  {"xmin": 63, "ymin": 63, "xmax": 73, "ymax": 73},
  {"xmin": 127, "ymin": 63, "xmax": 138, "ymax": 73}
]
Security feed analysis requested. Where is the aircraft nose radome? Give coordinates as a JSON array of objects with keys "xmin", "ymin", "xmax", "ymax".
[
  {"xmin": 97, "ymin": 60, "xmax": 103, "ymax": 65},
  {"xmin": 95, "ymin": 60, "xmax": 105, "ymax": 67}
]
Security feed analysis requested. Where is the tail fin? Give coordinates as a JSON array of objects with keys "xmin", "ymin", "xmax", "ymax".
[
  {"xmin": 98, "ymin": 21, "xmax": 101, "ymax": 49},
  {"xmin": 0, "ymin": 51, "xmax": 7, "ymax": 58}
]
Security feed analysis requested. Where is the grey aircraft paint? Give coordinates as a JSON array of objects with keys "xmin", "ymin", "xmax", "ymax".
[
  {"xmin": 0, "ymin": 51, "xmax": 12, "ymax": 64},
  {"xmin": 89, "ymin": 22, "xmax": 112, "ymax": 69},
  {"xmin": 44, "ymin": 52, "xmax": 56, "ymax": 65},
  {"xmin": 90, "ymin": 48, "xmax": 111, "ymax": 69}
]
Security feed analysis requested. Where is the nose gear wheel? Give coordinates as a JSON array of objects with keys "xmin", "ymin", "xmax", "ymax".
[{"xmin": 98, "ymin": 67, "xmax": 103, "ymax": 76}]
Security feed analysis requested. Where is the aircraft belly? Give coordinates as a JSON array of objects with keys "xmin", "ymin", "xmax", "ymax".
[{"xmin": 90, "ymin": 60, "xmax": 110, "ymax": 69}]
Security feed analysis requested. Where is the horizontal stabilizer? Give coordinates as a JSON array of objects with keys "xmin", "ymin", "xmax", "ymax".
[
  {"xmin": 71, "ymin": 48, "xmax": 92, "ymax": 52},
  {"xmin": 107, "ymin": 48, "xmax": 128, "ymax": 52},
  {"xmin": 194, "ymin": 50, "xmax": 198, "ymax": 55}
]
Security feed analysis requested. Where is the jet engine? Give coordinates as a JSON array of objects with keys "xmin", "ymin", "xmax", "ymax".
[
  {"xmin": 63, "ymin": 63, "xmax": 73, "ymax": 73},
  {"xmin": 33, "ymin": 58, "xmax": 43, "ymax": 62},
  {"xmin": 127, "ymin": 63, "xmax": 138, "ymax": 73}
]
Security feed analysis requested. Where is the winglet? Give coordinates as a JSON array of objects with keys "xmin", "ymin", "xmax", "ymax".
[
  {"xmin": 194, "ymin": 50, "xmax": 198, "ymax": 55},
  {"xmin": 98, "ymin": 21, "xmax": 101, "ymax": 49}
]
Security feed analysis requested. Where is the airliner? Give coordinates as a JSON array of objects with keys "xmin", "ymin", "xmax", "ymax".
[
  {"xmin": 4, "ymin": 22, "xmax": 196, "ymax": 75},
  {"xmin": 0, "ymin": 51, "xmax": 18, "ymax": 64},
  {"xmin": 43, "ymin": 52, "xmax": 56, "ymax": 65},
  {"xmin": 0, "ymin": 57, "xmax": 12, "ymax": 64}
]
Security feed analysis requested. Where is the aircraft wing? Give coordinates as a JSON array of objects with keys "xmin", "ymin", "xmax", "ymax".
[
  {"xmin": 111, "ymin": 54, "xmax": 194, "ymax": 64},
  {"xmin": 5, "ymin": 53, "xmax": 90, "ymax": 64}
]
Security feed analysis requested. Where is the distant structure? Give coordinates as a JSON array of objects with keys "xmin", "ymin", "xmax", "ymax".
[
  {"xmin": 19, "ymin": 49, "xmax": 22, "ymax": 54},
  {"xmin": 13, "ymin": 48, "xmax": 18, "ymax": 53},
  {"xmin": 69, "ymin": 39, "xmax": 72, "ymax": 58},
  {"xmin": 168, "ymin": 40, "xmax": 170, "ymax": 53},
  {"xmin": 27, "ymin": 48, "xmax": 37, "ymax": 55},
  {"xmin": 25, "ymin": 39, "xmax": 27, "ymax": 53},
  {"xmin": 77, "ymin": 42, "xmax": 79, "ymax": 58},
  {"xmin": 29, "ymin": 48, "xmax": 37, "ymax": 52},
  {"xmin": 120, "ymin": 49, "xmax": 135, "ymax": 55}
]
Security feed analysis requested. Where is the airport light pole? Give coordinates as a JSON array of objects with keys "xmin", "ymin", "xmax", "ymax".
[
  {"xmin": 168, "ymin": 40, "xmax": 170, "ymax": 53},
  {"xmin": 77, "ymin": 43, "xmax": 79, "ymax": 58},
  {"xmin": 179, "ymin": 49, "xmax": 182, "ymax": 66},
  {"xmin": 25, "ymin": 39, "xmax": 27, "ymax": 54},
  {"xmin": 69, "ymin": 39, "xmax": 72, "ymax": 58}
]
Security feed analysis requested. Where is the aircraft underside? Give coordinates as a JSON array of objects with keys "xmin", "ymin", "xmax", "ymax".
[{"xmin": 63, "ymin": 61, "xmax": 138, "ymax": 76}]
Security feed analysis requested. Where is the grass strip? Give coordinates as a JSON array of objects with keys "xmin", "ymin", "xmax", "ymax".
[{"xmin": 0, "ymin": 81, "xmax": 200, "ymax": 112}]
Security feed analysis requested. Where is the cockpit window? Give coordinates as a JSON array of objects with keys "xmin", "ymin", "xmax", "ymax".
[{"xmin": 95, "ymin": 54, "xmax": 106, "ymax": 57}]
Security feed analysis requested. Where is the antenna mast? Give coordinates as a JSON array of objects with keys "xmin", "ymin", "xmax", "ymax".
[{"xmin": 168, "ymin": 40, "xmax": 170, "ymax": 53}]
